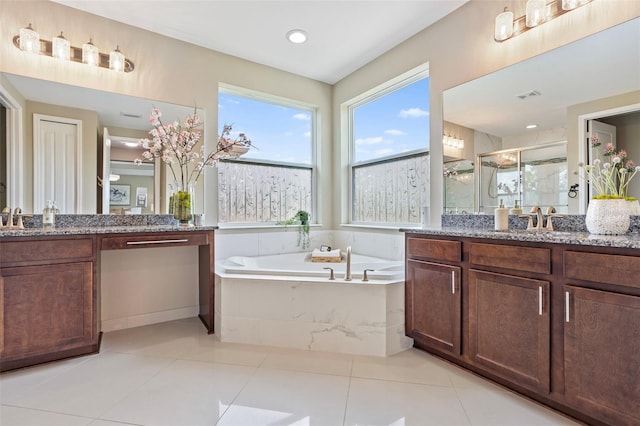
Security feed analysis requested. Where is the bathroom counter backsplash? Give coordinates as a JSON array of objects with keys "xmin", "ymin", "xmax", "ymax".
[
  {"xmin": 0, "ymin": 214, "xmax": 217, "ymax": 237},
  {"xmin": 400, "ymin": 214, "xmax": 640, "ymax": 250}
]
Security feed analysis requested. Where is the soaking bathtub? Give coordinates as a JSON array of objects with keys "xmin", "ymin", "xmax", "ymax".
[{"xmin": 214, "ymin": 252, "xmax": 412, "ymax": 356}]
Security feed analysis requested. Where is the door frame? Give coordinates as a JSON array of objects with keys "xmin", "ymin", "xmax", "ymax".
[
  {"xmin": 0, "ymin": 82, "xmax": 24, "ymax": 209},
  {"xmin": 578, "ymin": 103, "xmax": 640, "ymax": 213}
]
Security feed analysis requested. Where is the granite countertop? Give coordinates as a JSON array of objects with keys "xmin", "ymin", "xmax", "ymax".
[
  {"xmin": 0, "ymin": 214, "xmax": 217, "ymax": 238},
  {"xmin": 402, "ymin": 226, "xmax": 640, "ymax": 250},
  {"xmin": 0, "ymin": 224, "xmax": 218, "ymax": 238}
]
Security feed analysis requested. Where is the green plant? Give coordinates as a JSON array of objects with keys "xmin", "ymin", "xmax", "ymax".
[{"xmin": 277, "ymin": 210, "xmax": 310, "ymax": 249}]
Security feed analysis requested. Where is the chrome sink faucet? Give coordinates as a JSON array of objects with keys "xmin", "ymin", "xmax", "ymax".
[{"xmin": 345, "ymin": 246, "xmax": 352, "ymax": 281}]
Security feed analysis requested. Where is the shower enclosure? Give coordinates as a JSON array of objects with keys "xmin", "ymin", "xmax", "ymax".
[{"xmin": 477, "ymin": 142, "xmax": 568, "ymax": 214}]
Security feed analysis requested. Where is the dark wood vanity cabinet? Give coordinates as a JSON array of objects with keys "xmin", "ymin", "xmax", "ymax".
[
  {"xmin": 406, "ymin": 260, "xmax": 461, "ymax": 354},
  {"xmin": 405, "ymin": 238, "xmax": 462, "ymax": 355},
  {"xmin": 405, "ymin": 233, "xmax": 640, "ymax": 426},
  {"xmin": 0, "ymin": 236, "xmax": 98, "ymax": 372},
  {"xmin": 468, "ymin": 269, "xmax": 550, "ymax": 394}
]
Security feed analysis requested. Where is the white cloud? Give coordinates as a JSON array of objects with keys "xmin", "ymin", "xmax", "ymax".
[
  {"xmin": 398, "ymin": 108, "xmax": 429, "ymax": 118},
  {"xmin": 293, "ymin": 113, "xmax": 310, "ymax": 121},
  {"xmin": 303, "ymin": 131, "xmax": 311, "ymax": 138},
  {"xmin": 385, "ymin": 129, "xmax": 407, "ymax": 136},
  {"xmin": 374, "ymin": 148, "xmax": 394, "ymax": 156},
  {"xmin": 355, "ymin": 136, "xmax": 384, "ymax": 145}
]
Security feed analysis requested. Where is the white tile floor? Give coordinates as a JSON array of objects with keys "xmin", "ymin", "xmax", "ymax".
[{"xmin": 1, "ymin": 317, "xmax": 581, "ymax": 426}]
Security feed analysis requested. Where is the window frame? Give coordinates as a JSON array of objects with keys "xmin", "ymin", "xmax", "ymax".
[
  {"xmin": 217, "ymin": 84, "xmax": 318, "ymax": 226},
  {"xmin": 346, "ymin": 66, "xmax": 430, "ymax": 226}
]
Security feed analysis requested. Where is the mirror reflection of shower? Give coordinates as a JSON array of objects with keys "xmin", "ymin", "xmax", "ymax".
[{"xmin": 478, "ymin": 142, "xmax": 568, "ymax": 214}]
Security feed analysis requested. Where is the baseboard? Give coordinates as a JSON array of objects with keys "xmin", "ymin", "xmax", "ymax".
[{"xmin": 101, "ymin": 306, "xmax": 200, "ymax": 332}]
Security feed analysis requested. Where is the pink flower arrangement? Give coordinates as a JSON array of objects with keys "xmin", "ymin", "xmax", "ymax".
[
  {"xmin": 576, "ymin": 135, "xmax": 640, "ymax": 199},
  {"xmin": 136, "ymin": 108, "xmax": 251, "ymax": 191}
]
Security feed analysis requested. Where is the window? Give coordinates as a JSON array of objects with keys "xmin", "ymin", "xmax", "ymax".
[
  {"xmin": 349, "ymin": 70, "xmax": 430, "ymax": 225},
  {"xmin": 217, "ymin": 87, "xmax": 315, "ymax": 224}
]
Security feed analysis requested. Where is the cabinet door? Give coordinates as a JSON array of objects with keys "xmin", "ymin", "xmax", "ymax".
[
  {"xmin": 468, "ymin": 269, "xmax": 550, "ymax": 393},
  {"xmin": 406, "ymin": 260, "xmax": 461, "ymax": 355},
  {"xmin": 564, "ymin": 286, "xmax": 640, "ymax": 425},
  {"xmin": 1, "ymin": 262, "xmax": 96, "ymax": 364}
]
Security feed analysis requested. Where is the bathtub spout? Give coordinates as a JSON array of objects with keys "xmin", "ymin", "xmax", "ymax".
[{"xmin": 345, "ymin": 246, "xmax": 352, "ymax": 281}]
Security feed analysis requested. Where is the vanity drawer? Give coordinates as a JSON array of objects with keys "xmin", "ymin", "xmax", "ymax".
[
  {"xmin": 407, "ymin": 237, "xmax": 461, "ymax": 262},
  {"xmin": 101, "ymin": 232, "xmax": 209, "ymax": 250},
  {"xmin": 0, "ymin": 237, "xmax": 94, "ymax": 267},
  {"xmin": 470, "ymin": 242, "xmax": 550, "ymax": 274},
  {"xmin": 565, "ymin": 251, "xmax": 640, "ymax": 289}
]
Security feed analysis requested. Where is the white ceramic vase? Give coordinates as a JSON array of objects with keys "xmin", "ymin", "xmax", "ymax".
[
  {"xmin": 627, "ymin": 199, "xmax": 640, "ymax": 216},
  {"xmin": 585, "ymin": 198, "xmax": 630, "ymax": 235}
]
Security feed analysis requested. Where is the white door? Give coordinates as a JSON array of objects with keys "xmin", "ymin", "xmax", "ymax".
[
  {"xmin": 588, "ymin": 119, "xmax": 617, "ymax": 163},
  {"xmin": 33, "ymin": 114, "xmax": 82, "ymax": 213},
  {"xmin": 102, "ymin": 127, "xmax": 111, "ymax": 214}
]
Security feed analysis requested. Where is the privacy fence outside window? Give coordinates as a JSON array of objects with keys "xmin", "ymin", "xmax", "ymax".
[{"xmin": 217, "ymin": 88, "xmax": 315, "ymax": 224}]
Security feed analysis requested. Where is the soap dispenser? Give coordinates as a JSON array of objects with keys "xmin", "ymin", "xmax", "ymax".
[
  {"xmin": 42, "ymin": 200, "xmax": 55, "ymax": 229},
  {"xmin": 494, "ymin": 199, "xmax": 508, "ymax": 231},
  {"xmin": 509, "ymin": 200, "xmax": 523, "ymax": 215}
]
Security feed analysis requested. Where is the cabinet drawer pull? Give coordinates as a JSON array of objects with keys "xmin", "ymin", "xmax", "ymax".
[
  {"xmin": 538, "ymin": 286, "xmax": 543, "ymax": 316},
  {"xmin": 451, "ymin": 270, "xmax": 456, "ymax": 294},
  {"xmin": 126, "ymin": 239, "xmax": 190, "ymax": 245},
  {"xmin": 565, "ymin": 291, "xmax": 570, "ymax": 323}
]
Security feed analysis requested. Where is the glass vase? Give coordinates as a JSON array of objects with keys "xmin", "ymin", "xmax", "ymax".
[
  {"xmin": 173, "ymin": 184, "xmax": 194, "ymax": 226},
  {"xmin": 585, "ymin": 198, "xmax": 630, "ymax": 235}
]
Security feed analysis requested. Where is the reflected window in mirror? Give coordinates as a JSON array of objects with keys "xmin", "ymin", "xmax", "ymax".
[
  {"xmin": 217, "ymin": 87, "xmax": 314, "ymax": 224},
  {"xmin": 347, "ymin": 66, "xmax": 429, "ymax": 225}
]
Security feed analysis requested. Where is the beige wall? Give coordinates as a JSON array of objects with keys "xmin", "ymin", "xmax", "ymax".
[{"xmin": 333, "ymin": 0, "xmax": 640, "ymax": 224}]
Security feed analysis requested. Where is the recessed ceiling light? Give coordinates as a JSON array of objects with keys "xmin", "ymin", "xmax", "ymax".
[
  {"xmin": 286, "ymin": 29, "xmax": 307, "ymax": 44},
  {"xmin": 526, "ymin": 124, "xmax": 538, "ymax": 129}
]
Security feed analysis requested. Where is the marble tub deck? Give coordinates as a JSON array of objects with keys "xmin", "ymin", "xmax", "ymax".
[{"xmin": 214, "ymin": 273, "xmax": 412, "ymax": 357}]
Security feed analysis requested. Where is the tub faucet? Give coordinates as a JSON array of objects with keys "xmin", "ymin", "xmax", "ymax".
[{"xmin": 345, "ymin": 246, "xmax": 352, "ymax": 281}]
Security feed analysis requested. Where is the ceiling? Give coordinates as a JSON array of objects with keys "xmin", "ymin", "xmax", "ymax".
[{"xmin": 51, "ymin": 0, "xmax": 468, "ymax": 85}]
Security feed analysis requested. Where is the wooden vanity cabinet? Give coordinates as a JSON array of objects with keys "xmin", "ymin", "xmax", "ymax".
[
  {"xmin": 405, "ymin": 233, "xmax": 640, "ymax": 426},
  {"xmin": 405, "ymin": 237, "xmax": 462, "ymax": 356},
  {"xmin": 468, "ymin": 269, "xmax": 550, "ymax": 393},
  {"xmin": 0, "ymin": 236, "xmax": 98, "ymax": 372},
  {"xmin": 564, "ymin": 251, "xmax": 640, "ymax": 425}
]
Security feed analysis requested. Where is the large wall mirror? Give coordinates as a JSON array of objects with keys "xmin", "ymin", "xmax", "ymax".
[
  {"xmin": 443, "ymin": 18, "xmax": 640, "ymax": 214},
  {"xmin": 0, "ymin": 72, "xmax": 198, "ymax": 214}
]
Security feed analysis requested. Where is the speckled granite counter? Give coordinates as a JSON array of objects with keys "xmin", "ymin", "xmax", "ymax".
[
  {"xmin": 402, "ymin": 226, "xmax": 640, "ymax": 250},
  {"xmin": 0, "ymin": 214, "xmax": 217, "ymax": 238}
]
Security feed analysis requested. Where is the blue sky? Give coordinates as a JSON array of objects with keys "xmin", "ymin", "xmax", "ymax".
[
  {"xmin": 218, "ymin": 93, "xmax": 312, "ymax": 164},
  {"xmin": 218, "ymin": 77, "xmax": 429, "ymax": 164},
  {"xmin": 354, "ymin": 77, "xmax": 430, "ymax": 163}
]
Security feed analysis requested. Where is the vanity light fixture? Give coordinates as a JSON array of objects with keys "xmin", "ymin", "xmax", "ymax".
[
  {"xmin": 443, "ymin": 135, "xmax": 465, "ymax": 150},
  {"xmin": 82, "ymin": 38, "xmax": 99, "ymax": 66},
  {"xmin": 52, "ymin": 31, "xmax": 70, "ymax": 60},
  {"xmin": 494, "ymin": 0, "xmax": 594, "ymax": 42},
  {"xmin": 286, "ymin": 29, "xmax": 308, "ymax": 44},
  {"xmin": 525, "ymin": 0, "xmax": 547, "ymax": 27},
  {"xmin": 19, "ymin": 23, "xmax": 40, "ymax": 54},
  {"xmin": 109, "ymin": 46, "xmax": 124, "ymax": 72},
  {"xmin": 13, "ymin": 27, "xmax": 134, "ymax": 72},
  {"xmin": 494, "ymin": 8, "xmax": 514, "ymax": 41}
]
